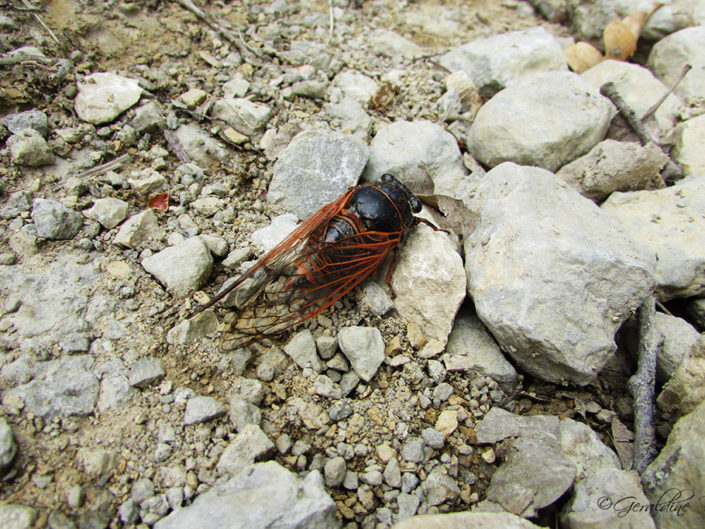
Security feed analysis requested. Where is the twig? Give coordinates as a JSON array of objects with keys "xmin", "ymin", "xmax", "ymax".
[
  {"xmin": 23, "ymin": 0, "xmax": 59, "ymax": 44},
  {"xmin": 73, "ymin": 154, "xmax": 131, "ymax": 179},
  {"xmin": 642, "ymin": 64, "xmax": 692, "ymax": 121},
  {"xmin": 628, "ymin": 294, "xmax": 663, "ymax": 474},
  {"xmin": 600, "ymin": 82, "xmax": 683, "ymax": 182}
]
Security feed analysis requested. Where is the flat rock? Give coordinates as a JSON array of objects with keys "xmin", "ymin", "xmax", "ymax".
[
  {"xmin": 267, "ymin": 129, "xmax": 368, "ymax": 220},
  {"xmin": 642, "ymin": 399, "xmax": 705, "ymax": 529},
  {"xmin": 113, "ymin": 209, "xmax": 165, "ymax": 248},
  {"xmin": 141, "ymin": 237, "xmax": 213, "ymax": 297},
  {"xmin": 654, "ymin": 312, "xmax": 701, "ymax": 383},
  {"xmin": 172, "ymin": 124, "xmax": 230, "ymax": 166},
  {"xmin": 362, "ymin": 120, "xmax": 471, "ymax": 204},
  {"xmin": 167, "ymin": 310, "xmax": 219, "ymax": 346},
  {"xmin": 391, "ymin": 223, "xmax": 465, "ymax": 345},
  {"xmin": 657, "ymin": 337, "xmax": 705, "ymax": 418},
  {"xmin": 128, "ymin": 357, "xmax": 165, "ymax": 388},
  {"xmin": 392, "ymin": 512, "xmax": 543, "ymax": 529},
  {"xmin": 0, "ymin": 504, "xmax": 37, "ymax": 529},
  {"xmin": 155, "ymin": 462, "xmax": 339, "ymax": 529},
  {"xmin": 31, "ymin": 199, "xmax": 82, "ymax": 240},
  {"xmin": 556, "ymin": 140, "xmax": 667, "ymax": 201},
  {"xmin": 561, "ymin": 468, "xmax": 656, "ymax": 529},
  {"xmin": 582, "ymin": 60, "xmax": 684, "ymax": 145},
  {"xmin": 647, "ymin": 26, "xmax": 705, "ymax": 110},
  {"xmin": 421, "ymin": 466, "xmax": 460, "ymax": 506},
  {"xmin": 250, "ymin": 213, "xmax": 298, "ymax": 252},
  {"xmin": 84, "ymin": 197, "xmax": 129, "ymax": 229},
  {"xmin": 323, "ymin": 98, "xmax": 371, "ymax": 138},
  {"xmin": 469, "ymin": 71, "xmax": 615, "ymax": 172},
  {"xmin": 284, "ymin": 330, "xmax": 324, "ymax": 372},
  {"xmin": 184, "ymin": 396, "xmax": 226, "ymax": 426},
  {"xmin": 3, "ymin": 355, "xmax": 98, "ymax": 418},
  {"xmin": 601, "ymin": 177, "xmax": 705, "ymax": 300},
  {"xmin": 7, "ymin": 129, "xmax": 54, "ymax": 166},
  {"xmin": 438, "ymin": 26, "xmax": 566, "ymax": 98},
  {"xmin": 466, "ymin": 163, "xmax": 655, "ymax": 385},
  {"xmin": 368, "ymin": 30, "xmax": 423, "ymax": 59},
  {"xmin": 672, "ymin": 114, "xmax": 705, "ymax": 177},
  {"xmin": 442, "ymin": 310, "xmax": 517, "ymax": 393},
  {"xmin": 330, "ymin": 70, "xmax": 378, "ymax": 105},
  {"xmin": 216, "ymin": 424, "xmax": 273, "ymax": 476},
  {"xmin": 337, "ymin": 326, "xmax": 385, "ymax": 382},
  {"xmin": 75, "ymin": 72, "xmax": 143, "ymax": 124},
  {"xmin": 211, "ymin": 98, "xmax": 272, "ymax": 136},
  {"xmin": 2, "ymin": 109, "xmax": 49, "ymax": 137}
]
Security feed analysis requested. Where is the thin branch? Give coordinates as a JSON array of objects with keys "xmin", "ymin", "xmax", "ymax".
[
  {"xmin": 642, "ymin": 64, "xmax": 691, "ymax": 121},
  {"xmin": 73, "ymin": 154, "xmax": 131, "ymax": 179},
  {"xmin": 23, "ymin": 0, "xmax": 59, "ymax": 44},
  {"xmin": 600, "ymin": 82, "xmax": 683, "ymax": 182},
  {"xmin": 628, "ymin": 294, "xmax": 663, "ymax": 474}
]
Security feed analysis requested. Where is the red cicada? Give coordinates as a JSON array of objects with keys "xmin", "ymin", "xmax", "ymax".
[{"xmin": 199, "ymin": 174, "xmax": 436, "ymax": 350}]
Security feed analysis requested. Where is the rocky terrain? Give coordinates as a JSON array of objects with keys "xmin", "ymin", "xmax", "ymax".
[{"xmin": 1, "ymin": 1, "xmax": 705, "ymax": 529}]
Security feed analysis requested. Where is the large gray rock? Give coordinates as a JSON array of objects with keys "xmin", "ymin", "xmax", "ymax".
[
  {"xmin": 2, "ymin": 355, "xmax": 98, "ymax": 417},
  {"xmin": 582, "ymin": 60, "xmax": 684, "ymax": 145},
  {"xmin": 113, "ymin": 209, "xmax": 165, "ymax": 248},
  {"xmin": 391, "ymin": 223, "xmax": 466, "ymax": 346},
  {"xmin": 0, "ymin": 504, "xmax": 37, "ymax": 529},
  {"xmin": 268, "ymin": 129, "xmax": 368, "ymax": 220},
  {"xmin": 141, "ymin": 237, "xmax": 213, "ymax": 297},
  {"xmin": 601, "ymin": 177, "xmax": 705, "ymax": 300},
  {"xmin": 642, "ymin": 399, "xmax": 705, "ymax": 529},
  {"xmin": 284, "ymin": 330, "xmax": 324, "ymax": 373},
  {"xmin": 31, "ymin": 199, "xmax": 82, "ymax": 240},
  {"xmin": 84, "ymin": 197, "xmax": 129, "ymax": 229},
  {"xmin": 438, "ymin": 26, "xmax": 566, "ymax": 97},
  {"xmin": 362, "ymin": 120, "xmax": 471, "ymax": 204},
  {"xmin": 465, "ymin": 163, "xmax": 655, "ymax": 385},
  {"xmin": 216, "ymin": 424, "xmax": 274, "ymax": 476},
  {"xmin": 337, "ymin": 326, "xmax": 385, "ymax": 383},
  {"xmin": 657, "ymin": 337, "xmax": 705, "ymax": 418},
  {"xmin": 7, "ymin": 129, "xmax": 54, "ymax": 167},
  {"xmin": 172, "ymin": 124, "xmax": 230, "ymax": 166},
  {"xmin": 442, "ymin": 310, "xmax": 517, "ymax": 393},
  {"xmin": 469, "ymin": 72, "xmax": 615, "ymax": 172},
  {"xmin": 75, "ymin": 72, "xmax": 142, "ymax": 124},
  {"xmin": 155, "ymin": 462, "xmax": 339, "ymax": 529},
  {"xmin": 647, "ymin": 26, "xmax": 705, "ymax": 110},
  {"xmin": 211, "ymin": 98, "xmax": 272, "ymax": 136}
]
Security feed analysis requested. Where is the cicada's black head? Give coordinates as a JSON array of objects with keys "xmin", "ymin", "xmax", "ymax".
[{"xmin": 350, "ymin": 174, "xmax": 421, "ymax": 233}]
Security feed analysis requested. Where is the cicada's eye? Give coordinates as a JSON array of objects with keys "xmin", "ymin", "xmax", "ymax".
[{"xmin": 409, "ymin": 195, "xmax": 422, "ymax": 213}]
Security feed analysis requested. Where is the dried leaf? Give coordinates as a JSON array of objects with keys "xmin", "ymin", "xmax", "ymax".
[
  {"xmin": 564, "ymin": 41, "xmax": 604, "ymax": 73},
  {"xmin": 418, "ymin": 194, "xmax": 479, "ymax": 239},
  {"xmin": 147, "ymin": 192, "xmax": 170, "ymax": 212},
  {"xmin": 604, "ymin": 19, "xmax": 638, "ymax": 61},
  {"xmin": 621, "ymin": 10, "xmax": 649, "ymax": 38}
]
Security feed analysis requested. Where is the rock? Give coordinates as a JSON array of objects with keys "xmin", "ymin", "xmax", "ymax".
[
  {"xmin": 267, "ymin": 129, "xmax": 369, "ymax": 220},
  {"xmin": 0, "ymin": 504, "xmax": 37, "ymax": 529},
  {"xmin": 435, "ymin": 410, "xmax": 458, "ymax": 437},
  {"xmin": 658, "ymin": 337, "xmax": 705, "ymax": 418},
  {"xmin": 469, "ymin": 72, "xmax": 615, "ymax": 172},
  {"xmin": 31, "ymin": 199, "xmax": 82, "ymax": 239},
  {"xmin": 362, "ymin": 120, "xmax": 470, "ymax": 203},
  {"xmin": 113, "ymin": 209, "xmax": 164, "ymax": 248},
  {"xmin": 191, "ymin": 197, "xmax": 224, "ymax": 217},
  {"xmin": 216, "ymin": 424, "xmax": 274, "ymax": 476},
  {"xmin": 601, "ymin": 177, "xmax": 705, "ymax": 300},
  {"xmin": 312, "ymin": 374, "xmax": 342, "ymax": 399},
  {"xmin": 178, "ymin": 88, "xmax": 207, "ymax": 108},
  {"xmin": 142, "ymin": 237, "xmax": 213, "ymax": 297},
  {"xmin": 672, "ymin": 114, "xmax": 705, "ymax": 177},
  {"xmin": 360, "ymin": 280, "xmax": 393, "ymax": 316},
  {"xmin": 98, "ymin": 372, "xmax": 134, "ymax": 412},
  {"xmin": 466, "ymin": 163, "xmax": 654, "ymax": 385},
  {"xmin": 561, "ymin": 468, "xmax": 656, "ymax": 529},
  {"xmin": 128, "ymin": 171, "xmax": 166, "ymax": 198},
  {"xmin": 323, "ymin": 98, "xmax": 371, "ymax": 138},
  {"xmin": 83, "ymin": 197, "xmax": 129, "ymax": 229},
  {"xmin": 155, "ymin": 462, "xmax": 339, "ymax": 529},
  {"xmin": 368, "ymin": 30, "xmax": 423, "ymax": 59},
  {"xmin": 229, "ymin": 395, "xmax": 261, "ymax": 431},
  {"xmin": 392, "ymin": 512, "xmax": 544, "ymax": 529},
  {"xmin": 184, "ymin": 396, "xmax": 226, "ymax": 425},
  {"xmin": 223, "ymin": 74, "xmax": 249, "ymax": 98},
  {"xmin": 582, "ymin": 60, "xmax": 684, "ymax": 145},
  {"xmin": 401, "ymin": 437, "xmax": 425, "ymax": 463},
  {"xmin": 647, "ymin": 26, "xmax": 705, "ymax": 110},
  {"xmin": 172, "ymin": 124, "xmax": 230, "ymax": 166},
  {"xmin": 330, "ymin": 70, "xmax": 378, "ymax": 105},
  {"xmin": 2, "ymin": 109, "xmax": 49, "ymax": 137},
  {"xmin": 7, "ymin": 129, "xmax": 54, "ymax": 166},
  {"xmin": 653, "ymin": 312, "xmax": 701, "ymax": 383},
  {"xmin": 75, "ymin": 72, "xmax": 143, "ymax": 124},
  {"xmin": 556, "ymin": 140, "xmax": 667, "ymax": 201},
  {"xmin": 3, "ymin": 355, "xmax": 98, "ymax": 418},
  {"xmin": 250, "ymin": 213, "xmax": 298, "ymax": 252},
  {"xmin": 0, "ymin": 417, "xmax": 17, "ymax": 473},
  {"xmin": 422, "ymin": 428, "xmax": 445, "ymax": 450},
  {"xmin": 558, "ymin": 418, "xmax": 621, "ymax": 481},
  {"xmin": 128, "ymin": 357, "xmax": 165, "ymax": 388},
  {"xmin": 279, "ymin": 40, "xmax": 331, "ymax": 70},
  {"xmin": 129, "ymin": 101, "xmax": 166, "ymax": 132},
  {"xmin": 391, "ymin": 223, "xmax": 465, "ymax": 345},
  {"xmin": 284, "ymin": 330, "xmax": 324, "ymax": 372},
  {"xmin": 167, "ymin": 310, "xmax": 219, "ymax": 345},
  {"xmin": 383, "ymin": 457, "xmax": 402, "ymax": 488},
  {"xmin": 324, "ymin": 456, "xmax": 346, "ymax": 488},
  {"xmin": 211, "ymin": 98, "xmax": 272, "ymax": 136},
  {"xmin": 642, "ymin": 399, "xmax": 705, "ymax": 529},
  {"xmin": 442, "ymin": 310, "xmax": 517, "ymax": 394},
  {"xmin": 199, "ymin": 234, "xmax": 229, "ymax": 257},
  {"xmin": 438, "ymin": 26, "xmax": 566, "ymax": 98},
  {"xmin": 337, "ymin": 326, "xmax": 385, "ymax": 382},
  {"xmin": 421, "ymin": 466, "xmax": 460, "ymax": 506}
]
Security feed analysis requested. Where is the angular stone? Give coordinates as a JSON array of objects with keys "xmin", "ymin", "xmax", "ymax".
[
  {"xmin": 184, "ymin": 396, "xmax": 226, "ymax": 426},
  {"xmin": 284, "ymin": 330, "xmax": 324, "ymax": 372},
  {"xmin": 337, "ymin": 326, "xmax": 385, "ymax": 382},
  {"xmin": 113, "ymin": 209, "xmax": 164, "ymax": 248},
  {"xmin": 672, "ymin": 114, "xmax": 705, "ymax": 178},
  {"xmin": 0, "ymin": 417, "xmax": 17, "ymax": 472},
  {"xmin": 211, "ymin": 98, "xmax": 272, "ymax": 136},
  {"xmin": 658, "ymin": 338, "xmax": 705, "ymax": 418},
  {"xmin": 330, "ymin": 70, "xmax": 378, "ymax": 105},
  {"xmin": 142, "ymin": 237, "xmax": 213, "ymax": 297},
  {"xmin": 7, "ymin": 129, "xmax": 54, "ymax": 166},
  {"xmin": 31, "ymin": 199, "xmax": 82, "ymax": 240},
  {"xmin": 75, "ymin": 72, "xmax": 143, "ymax": 125},
  {"xmin": 128, "ymin": 357, "xmax": 165, "ymax": 388},
  {"xmin": 172, "ymin": 124, "xmax": 230, "ymax": 166},
  {"xmin": 0, "ymin": 504, "xmax": 37, "ymax": 529},
  {"xmin": 216, "ymin": 424, "xmax": 274, "ymax": 476},
  {"xmin": 84, "ymin": 197, "xmax": 129, "ymax": 229}
]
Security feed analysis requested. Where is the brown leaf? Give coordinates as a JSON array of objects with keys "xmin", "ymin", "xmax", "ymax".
[
  {"xmin": 147, "ymin": 192, "xmax": 170, "ymax": 212},
  {"xmin": 564, "ymin": 41, "xmax": 604, "ymax": 74},
  {"xmin": 604, "ymin": 19, "xmax": 638, "ymax": 61},
  {"xmin": 418, "ymin": 194, "xmax": 479, "ymax": 239}
]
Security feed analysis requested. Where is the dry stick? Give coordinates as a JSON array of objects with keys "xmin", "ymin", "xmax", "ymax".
[
  {"xmin": 628, "ymin": 294, "xmax": 664, "ymax": 474},
  {"xmin": 642, "ymin": 64, "xmax": 692, "ymax": 121},
  {"xmin": 600, "ymin": 82, "xmax": 683, "ymax": 182},
  {"xmin": 22, "ymin": 0, "xmax": 59, "ymax": 44}
]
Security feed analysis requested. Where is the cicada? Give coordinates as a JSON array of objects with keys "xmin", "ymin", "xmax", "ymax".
[{"xmin": 199, "ymin": 174, "xmax": 437, "ymax": 351}]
